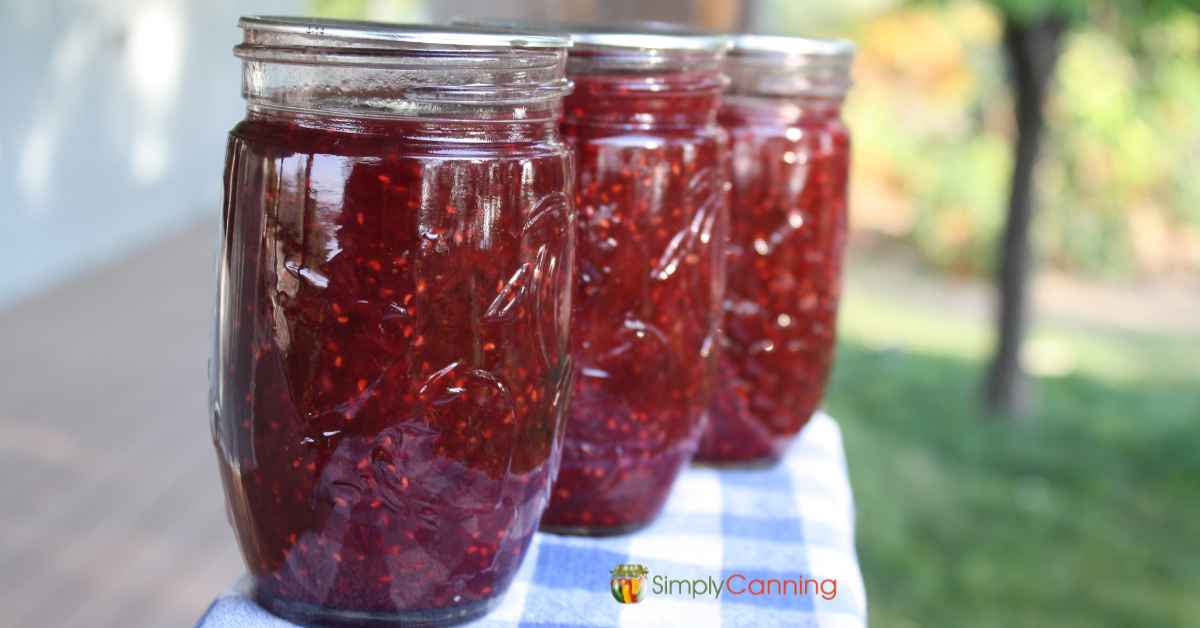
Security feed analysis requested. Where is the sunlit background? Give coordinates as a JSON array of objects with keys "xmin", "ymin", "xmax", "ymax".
[{"xmin": 1, "ymin": 1, "xmax": 1197, "ymax": 627}]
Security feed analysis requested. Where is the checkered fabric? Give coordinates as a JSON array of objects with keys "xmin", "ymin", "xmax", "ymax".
[{"xmin": 197, "ymin": 412, "xmax": 866, "ymax": 628}]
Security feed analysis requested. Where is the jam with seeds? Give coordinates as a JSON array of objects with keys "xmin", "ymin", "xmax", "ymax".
[
  {"xmin": 697, "ymin": 37, "xmax": 853, "ymax": 465},
  {"xmin": 540, "ymin": 38, "xmax": 730, "ymax": 534},
  {"xmin": 211, "ymin": 19, "xmax": 573, "ymax": 626}
]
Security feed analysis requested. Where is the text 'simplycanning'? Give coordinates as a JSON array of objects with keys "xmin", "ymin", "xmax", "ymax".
[{"xmin": 610, "ymin": 564, "xmax": 838, "ymax": 604}]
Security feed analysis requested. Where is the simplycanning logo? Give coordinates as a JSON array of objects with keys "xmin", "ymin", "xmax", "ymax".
[
  {"xmin": 610, "ymin": 564, "xmax": 838, "ymax": 603},
  {"xmin": 610, "ymin": 564, "xmax": 650, "ymax": 604}
]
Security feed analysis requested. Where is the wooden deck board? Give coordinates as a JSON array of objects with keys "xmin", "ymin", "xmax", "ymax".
[{"xmin": 0, "ymin": 220, "xmax": 241, "ymax": 628}]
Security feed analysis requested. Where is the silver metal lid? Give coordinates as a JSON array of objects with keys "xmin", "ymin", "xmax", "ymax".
[{"xmin": 237, "ymin": 16, "xmax": 572, "ymax": 51}]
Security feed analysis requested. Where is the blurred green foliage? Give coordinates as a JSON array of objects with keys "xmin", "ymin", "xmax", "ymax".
[
  {"xmin": 1040, "ymin": 13, "xmax": 1200, "ymax": 274},
  {"xmin": 771, "ymin": 0, "xmax": 1200, "ymax": 276}
]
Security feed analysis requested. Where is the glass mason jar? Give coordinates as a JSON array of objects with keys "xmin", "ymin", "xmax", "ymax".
[
  {"xmin": 541, "ymin": 30, "xmax": 731, "ymax": 534},
  {"xmin": 210, "ymin": 17, "xmax": 575, "ymax": 626},
  {"xmin": 696, "ymin": 35, "xmax": 855, "ymax": 465}
]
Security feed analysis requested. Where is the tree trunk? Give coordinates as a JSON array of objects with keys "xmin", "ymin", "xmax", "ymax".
[{"xmin": 985, "ymin": 14, "xmax": 1067, "ymax": 417}]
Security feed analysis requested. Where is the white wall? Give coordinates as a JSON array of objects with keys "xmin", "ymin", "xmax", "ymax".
[{"xmin": 0, "ymin": 0, "xmax": 300, "ymax": 307}]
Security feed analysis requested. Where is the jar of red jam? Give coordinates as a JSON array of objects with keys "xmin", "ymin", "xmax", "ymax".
[
  {"xmin": 696, "ymin": 36, "xmax": 855, "ymax": 465},
  {"xmin": 210, "ymin": 17, "xmax": 575, "ymax": 626},
  {"xmin": 540, "ymin": 30, "xmax": 731, "ymax": 534}
]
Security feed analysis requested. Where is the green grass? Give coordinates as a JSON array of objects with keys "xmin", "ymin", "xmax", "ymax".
[{"xmin": 826, "ymin": 288, "xmax": 1200, "ymax": 628}]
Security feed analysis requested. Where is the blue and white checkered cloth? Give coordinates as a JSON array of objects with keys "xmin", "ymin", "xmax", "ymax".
[{"xmin": 198, "ymin": 412, "xmax": 866, "ymax": 628}]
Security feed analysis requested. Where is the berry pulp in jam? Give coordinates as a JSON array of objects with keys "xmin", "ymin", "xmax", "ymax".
[
  {"xmin": 696, "ymin": 96, "xmax": 850, "ymax": 465},
  {"xmin": 540, "ymin": 68, "xmax": 730, "ymax": 534},
  {"xmin": 212, "ymin": 111, "xmax": 574, "ymax": 624}
]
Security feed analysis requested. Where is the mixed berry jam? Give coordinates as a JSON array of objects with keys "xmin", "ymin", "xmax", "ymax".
[
  {"xmin": 541, "ymin": 50, "xmax": 730, "ymax": 533},
  {"xmin": 211, "ymin": 18, "xmax": 574, "ymax": 626},
  {"xmin": 697, "ymin": 37, "xmax": 853, "ymax": 465},
  {"xmin": 213, "ymin": 111, "xmax": 574, "ymax": 624}
]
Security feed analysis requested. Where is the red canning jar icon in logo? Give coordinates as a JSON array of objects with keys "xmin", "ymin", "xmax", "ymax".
[{"xmin": 610, "ymin": 564, "xmax": 649, "ymax": 604}]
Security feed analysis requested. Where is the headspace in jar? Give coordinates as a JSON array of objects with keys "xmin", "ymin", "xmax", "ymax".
[
  {"xmin": 211, "ymin": 17, "xmax": 575, "ymax": 626},
  {"xmin": 540, "ymin": 27, "xmax": 732, "ymax": 534},
  {"xmin": 697, "ymin": 35, "xmax": 854, "ymax": 465}
]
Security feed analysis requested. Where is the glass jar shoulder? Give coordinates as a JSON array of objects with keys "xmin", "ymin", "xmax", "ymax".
[
  {"xmin": 722, "ymin": 117, "xmax": 850, "ymax": 176},
  {"xmin": 562, "ymin": 122, "xmax": 727, "ymax": 149},
  {"xmin": 564, "ymin": 124, "xmax": 728, "ymax": 183},
  {"xmin": 230, "ymin": 114, "xmax": 571, "ymax": 162},
  {"xmin": 722, "ymin": 115, "xmax": 842, "ymax": 138}
]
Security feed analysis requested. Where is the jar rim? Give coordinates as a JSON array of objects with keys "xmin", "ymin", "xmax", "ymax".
[
  {"xmin": 237, "ymin": 16, "xmax": 572, "ymax": 53},
  {"xmin": 729, "ymin": 35, "xmax": 855, "ymax": 64},
  {"xmin": 454, "ymin": 19, "xmax": 730, "ymax": 55},
  {"xmin": 723, "ymin": 35, "xmax": 854, "ymax": 98},
  {"xmin": 235, "ymin": 17, "xmax": 573, "ymax": 114},
  {"xmin": 567, "ymin": 30, "xmax": 729, "ymax": 54}
]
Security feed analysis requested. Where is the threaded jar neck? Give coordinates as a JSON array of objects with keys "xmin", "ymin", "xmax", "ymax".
[
  {"xmin": 235, "ymin": 16, "xmax": 573, "ymax": 122},
  {"xmin": 724, "ymin": 34, "xmax": 854, "ymax": 101}
]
